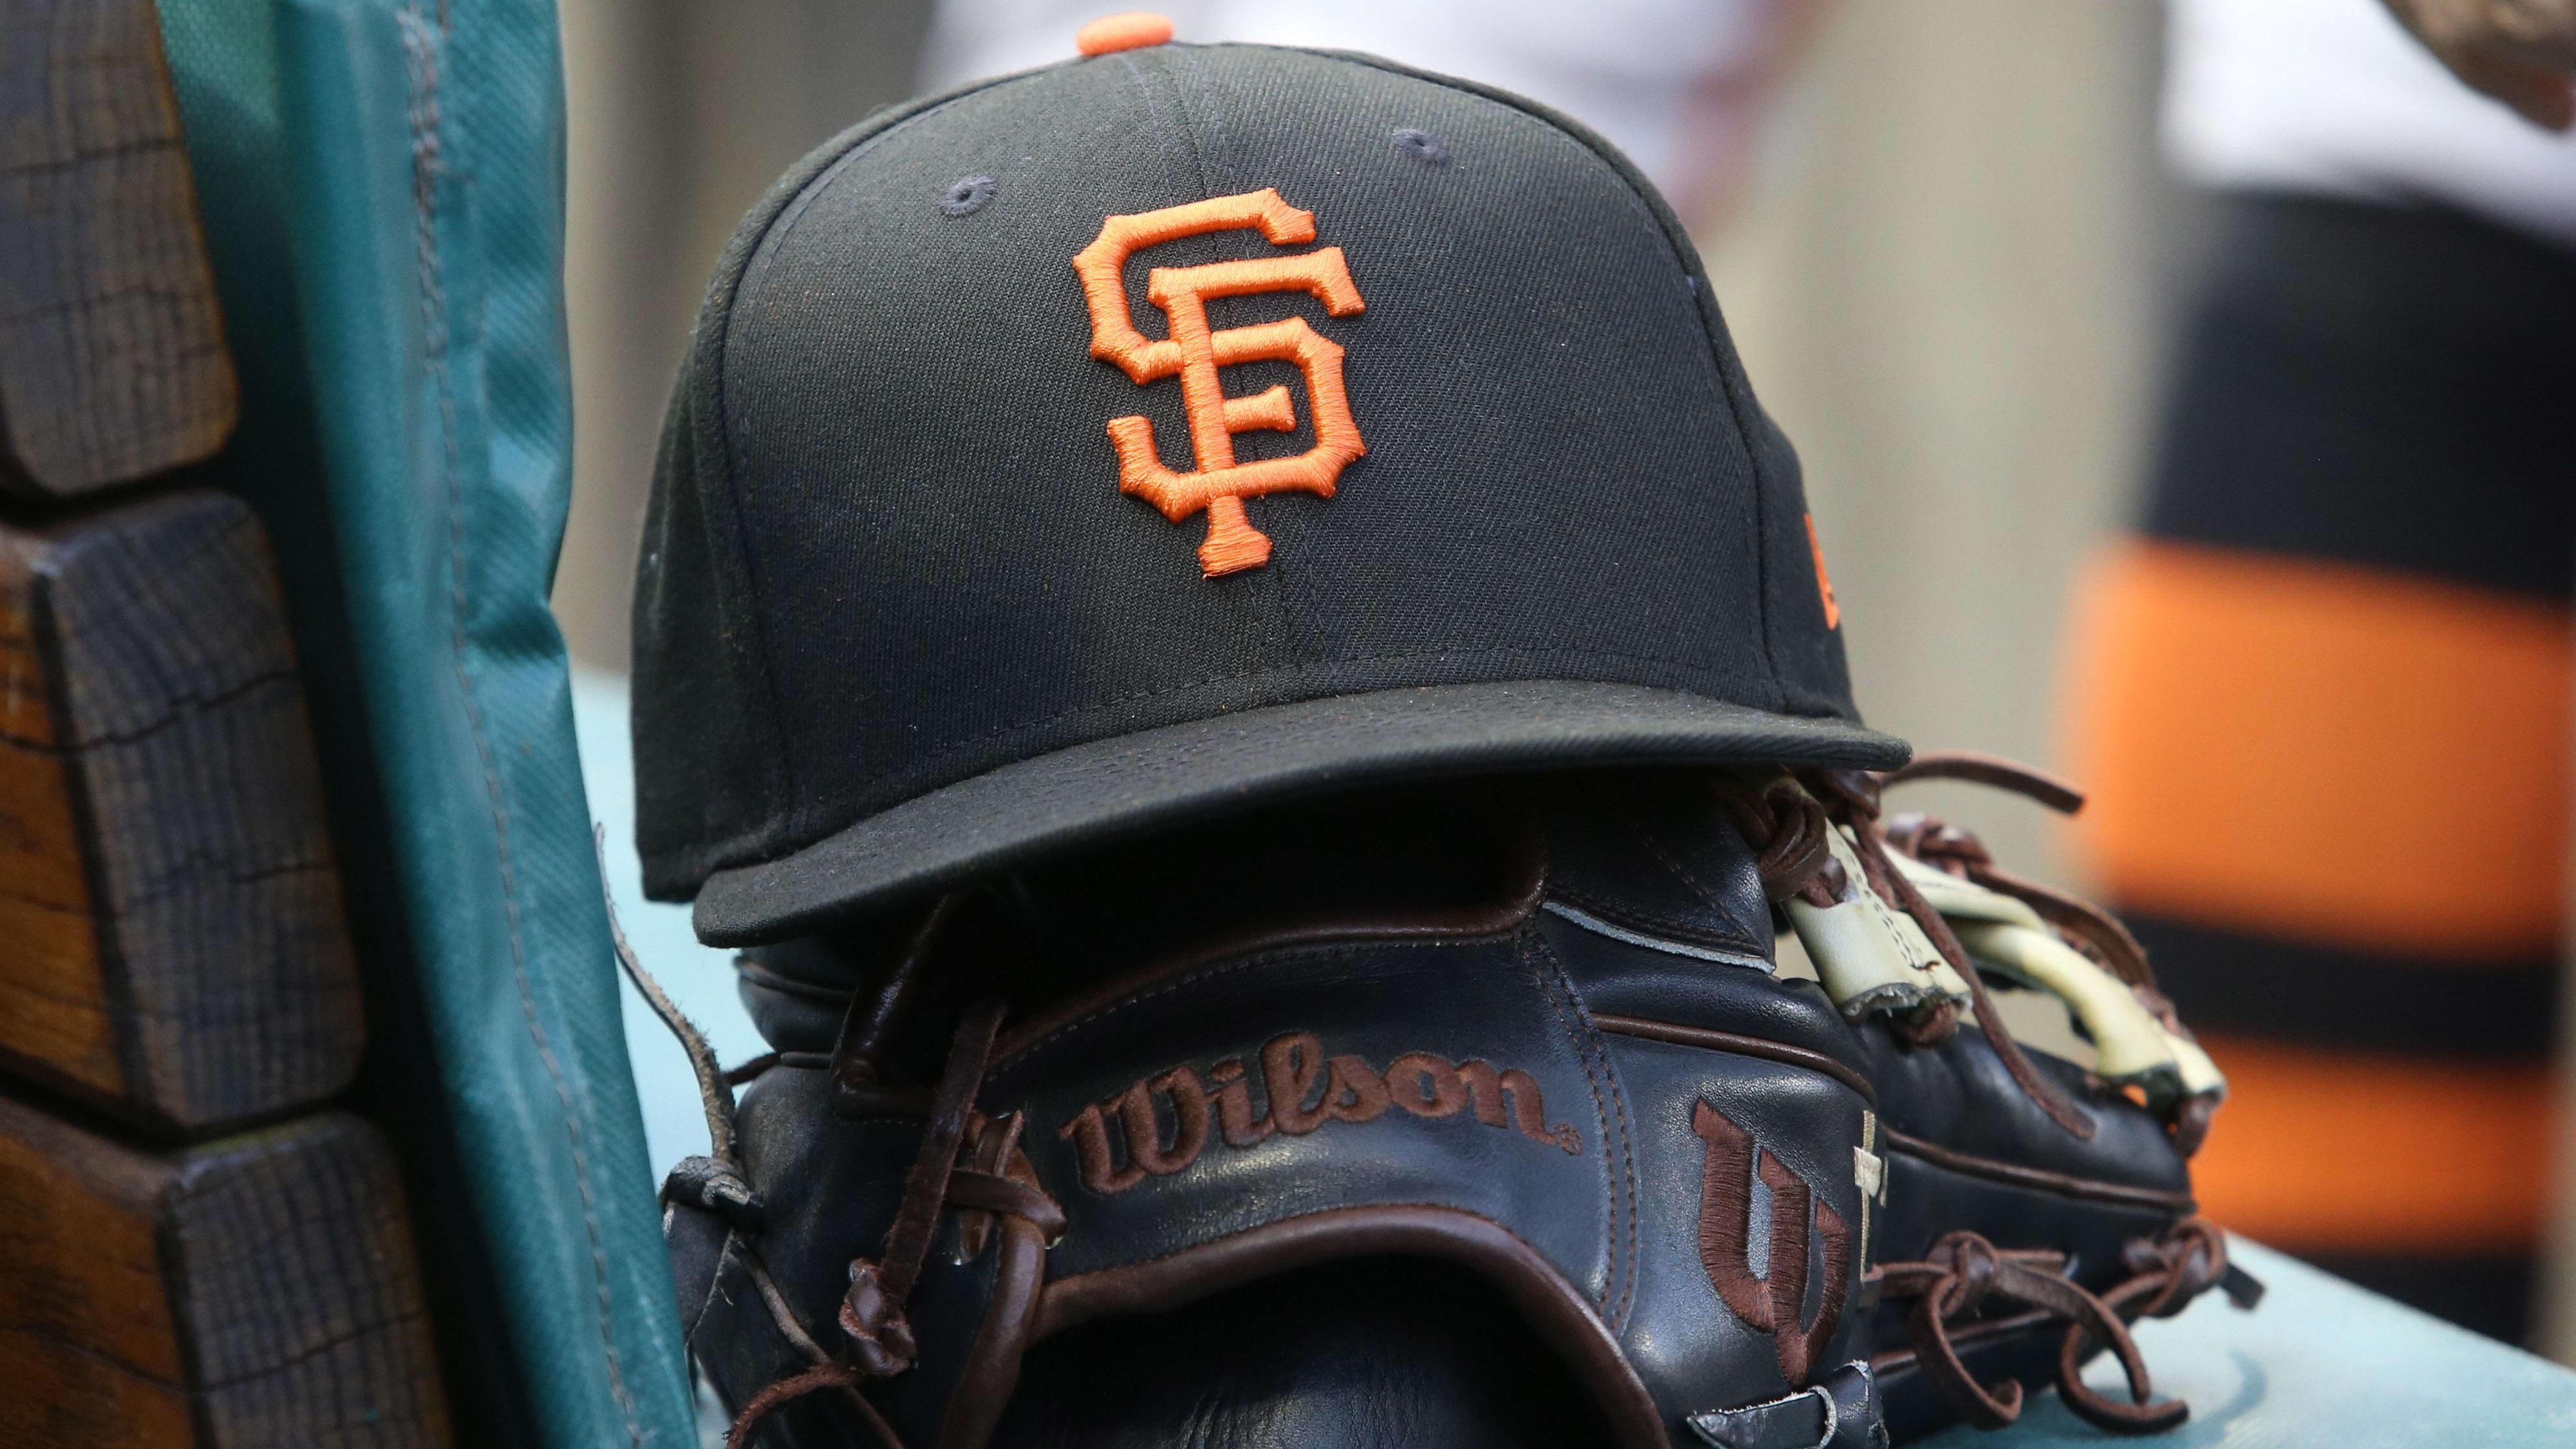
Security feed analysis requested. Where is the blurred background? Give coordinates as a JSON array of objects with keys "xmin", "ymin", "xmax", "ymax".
[{"xmin": 546, "ymin": 0, "xmax": 2576, "ymax": 1365}]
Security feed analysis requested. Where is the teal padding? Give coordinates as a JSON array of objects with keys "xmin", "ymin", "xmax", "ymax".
[
  {"xmin": 155, "ymin": 1, "xmax": 693, "ymax": 1443},
  {"xmin": 1927, "ymin": 1241, "xmax": 2576, "ymax": 1446}
]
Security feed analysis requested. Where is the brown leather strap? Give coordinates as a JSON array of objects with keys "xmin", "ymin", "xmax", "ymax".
[
  {"xmin": 1878, "ymin": 759, "xmax": 2164, "ymax": 994},
  {"xmin": 727, "ymin": 1248, "xmax": 909, "ymax": 1449},
  {"xmin": 1884, "ymin": 750, "xmax": 2085, "ymax": 814},
  {"xmin": 1710, "ymin": 773, "xmax": 1846, "ymax": 907},
  {"xmin": 1844, "ymin": 801, "xmax": 2097, "ymax": 1141},
  {"xmin": 952, "ymin": 1112, "xmax": 1025, "ymax": 1262},
  {"xmin": 945, "ymin": 1166, "xmax": 1068, "ymax": 1241},
  {"xmin": 934, "ymin": 1169, "xmax": 1051, "ymax": 1449},
  {"xmin": 831, "ymin": 891, "xmax": 964, "ymax": 1115},
  {"xmin": 2046, "ymin": 1221, "xmax": 2244, "ymax": 1433},
  {"xmin": 1872, "ymin": 1223, "xmax": 2238, "ymax": 1437},
  {"xmin": 723, "ymin": 1360, "xmax": 907, "ymax": 1449},
  {"xmin": 726, "ymin": 997, "xmax": 1014, "ymax": 1448},
  {"xmin": 1973, "ymin": 861, "xmax": 2159, "ymax": 991},
  {"xmin": 877, "ymin": 997, "xmax": 1009, "ymax": 1305},
  {"xmin": 1709, "ymin": 767, "xmax": 2097, "ymax": 1142}
]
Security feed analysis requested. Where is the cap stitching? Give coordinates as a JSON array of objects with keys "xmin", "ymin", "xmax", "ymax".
[
  {"xmin": 704, "ymin": 63, "xmax": 1073, "ymax": 850},
  {"xmin": 923, "ymin": 643, "xmax": 1825, "ymax": 769},
  {"xmin": 1281, "ymin": 44, "xmax": 1793, "ymax": 714},
  {"xmin": 1169, "ymin": 44, "xmax": 1337, "ymax": 653},
  {"xmin": 668, "ymin": 646, "xmax": 1889, "ymax": 893}
]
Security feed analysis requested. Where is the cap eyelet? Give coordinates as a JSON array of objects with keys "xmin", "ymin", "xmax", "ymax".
[
  {"xmin": 940, "ymin": 175, "xmax": 997, "ymax": 217},
  {"xmin": 1392, "ymin": 128, "xmax": 1451, "ymax": 165}
]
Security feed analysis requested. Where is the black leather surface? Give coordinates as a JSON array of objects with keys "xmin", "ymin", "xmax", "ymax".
[
  {"xmin": 995, "ymin": 1257, "xmax": 1608, "ymax": 1448},
  {"xmin": 1689, "ymin": 1360, "xmax": 1887, "ymax": 1449},
  {"xmin": 1541, "ymin": 913, "xmax": 1869, "ymax": 1078},
  {"xmin": 1537, "ymin": 775, "xmax": 1773, "ymax": 960},
  {"xmin": 1848, "ymin": 1022, "xmax": 2201, "ymax": 1441},
  {"xmin": 1852, "ymin": 1024, "xmax": 2188, "ymax": 1198}
]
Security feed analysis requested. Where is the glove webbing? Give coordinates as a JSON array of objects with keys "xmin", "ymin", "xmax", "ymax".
[
  {"xmin": 1876, "ymin": 756, "xmax": 2222, "ymax": 1156},
  {"xmin": 1715, "ymin": 770, "xmax": 2095, "ymax": 1140}
]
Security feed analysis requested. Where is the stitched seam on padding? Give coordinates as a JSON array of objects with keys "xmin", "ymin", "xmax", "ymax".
[
  {"xmin": 398, "ymin": 10, "xmax": 638, "ymax": 1440},
  {"xmin": 1883, "ymin": 1131, "xmax": 2195, "ymax": 1212},
  {"xmin": 1052, "ymin": 1199, "xmax": 1574, "ymax": 1282},
  {"xmin": 990, "ymin": 937, "xmax": 1475, "ymax": 1076},
  {"xmin": 1524, "ymin": 928, "xmax": 1636, "ymax": 1331}
]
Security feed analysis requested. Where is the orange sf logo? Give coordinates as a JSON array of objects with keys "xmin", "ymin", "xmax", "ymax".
[{"xmin": 1073, "ymin": 189, "xmax": 1366, "ymax": 577}]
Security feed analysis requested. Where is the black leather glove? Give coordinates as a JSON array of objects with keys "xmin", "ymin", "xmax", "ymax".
[
  {"xmin": 663, "ymin": 781, "xmax": 1890, "ymax": 1448},
  {"xmin": 653, "ymin": 768, "xmax": 2247, "ymax": 1449}
]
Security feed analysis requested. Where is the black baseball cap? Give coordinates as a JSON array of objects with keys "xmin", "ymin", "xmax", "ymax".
[{"xmin": 634, "ymin": 24, "xmax": 1907, "ymax": 946}]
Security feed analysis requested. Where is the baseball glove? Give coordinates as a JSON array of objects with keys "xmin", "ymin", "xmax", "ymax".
[
  {"xmin": 1712, "ymin": 756, "xmax": 2261, "ymax": 1439},
  {"xmin": 642, "ymin": 769, "xmax": 2252, "ymax": 1449}
]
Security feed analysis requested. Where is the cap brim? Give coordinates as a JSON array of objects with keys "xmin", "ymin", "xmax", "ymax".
[{"xmin": 691, "ymin": 678, "xmax": 1910, "ymax": 945}]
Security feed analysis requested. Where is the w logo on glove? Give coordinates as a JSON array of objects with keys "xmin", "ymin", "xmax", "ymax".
[{"xmin": 1695, "ymin": 1100, "xmax": 1852, "ymax": 1385}]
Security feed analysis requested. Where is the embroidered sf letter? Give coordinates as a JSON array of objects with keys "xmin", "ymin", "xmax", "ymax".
[{"xmin": 1073, "ymin": 188, "xmax": 1366, "ymax": 577}]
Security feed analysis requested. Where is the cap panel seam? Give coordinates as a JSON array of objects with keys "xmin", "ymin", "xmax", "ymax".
[
  {"xmin": 690, "ymin": 105, "xmax": 934, "ymax": 860},
  {"xmin": 1154, "ymin": 46, "xmax": 1225, "ymax": 215},
  {"xmin": 704, "ymin": 64, "xmax": 1071, "ymax": 853},
  {"xmin": 1168, "ymin": 44, "xmax": 1324, "ymax": 665},
  {"xmin": 1274, "ymin": 44, "xmax": 1792, "ymax": 714}
]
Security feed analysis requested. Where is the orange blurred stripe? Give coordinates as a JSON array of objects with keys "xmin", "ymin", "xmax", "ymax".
[
  {"xmin": 2061, "ymin": 541, "xmax": 2571, "ymax": 960},
  {"xmin": 2190, "ymin": 1034, "xmax": 2553, "ymax": 1252}
]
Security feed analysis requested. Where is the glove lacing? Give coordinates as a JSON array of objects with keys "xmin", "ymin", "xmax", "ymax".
[
  {"xmin": 721, "ymin": 994, "xmax": 1068, "ymax": 1449},
  {"xmin": 1878, "ymin": 753, "xmax": 2222, "ymax": 1158},
  {"xmin": 1870, "ymin": 1216, "xmax": 2260, "ymax": 1435},
  {"xmin": 1713, "ymin": 768, "xmax": 2097, "ymax": 1141}
]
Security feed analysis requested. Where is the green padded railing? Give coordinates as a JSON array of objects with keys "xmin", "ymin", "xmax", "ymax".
[{"xmin": 156, "ymin": 1, "xmax": 694, "ymax": 1443}]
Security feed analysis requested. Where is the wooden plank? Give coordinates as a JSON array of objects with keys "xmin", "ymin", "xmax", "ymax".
[
  {"xmin": 0, "ymin": 0, "xmax": 238, "ymax": 496},
  {"xmin": 0, "ymin": 490, "xmax": 362, "ymax": 1131},
  {"xmin": 0, "ymin": 1094, "xmax": 454, "ymax": 1446}
]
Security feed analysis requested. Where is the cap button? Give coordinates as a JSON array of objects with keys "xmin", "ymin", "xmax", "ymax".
[{"xmin": 1076, "ymin": 11, "xmax": 1174, "ymax": 56}]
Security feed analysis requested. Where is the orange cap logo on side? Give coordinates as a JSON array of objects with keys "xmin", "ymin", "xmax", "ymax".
[
  {"xmin": 1073, "ymin": 189, "xmax": 1366, "ymax": 577},
  {"xmin": 1805, "ymin": 513, "xmax": 1841, "ymax": 630}
]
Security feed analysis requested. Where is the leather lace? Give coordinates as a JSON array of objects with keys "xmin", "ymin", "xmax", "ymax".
[
  {"xmin": 1871, "ymin": 1218, "xmax": 2252, "ymax": 1435},
  {"xmin": 1713, "ymin": 768, "xmax": 2095, "ymax": 1140},
  {"xmin": 1711, "ymin": 773, "xmax": 1847, "ymax": 909},
  {"xmin": 1876, "ymin": 753, "xmax": 2222, "ymax": 1156},
  {"xmin": 1883, "ymin": 751, "xmax": 2158, "ymax": 994},
  {"xmin": 724, "ymin": 996, "xmax": 1061, "ymax": 1449},
  {"xmin": 608, "ymin": 852, "xmax": 1063, "ymax": 1449}
]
